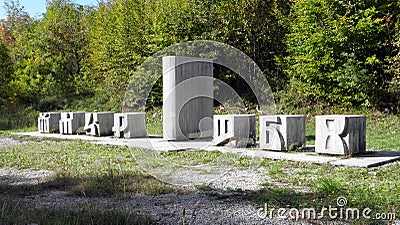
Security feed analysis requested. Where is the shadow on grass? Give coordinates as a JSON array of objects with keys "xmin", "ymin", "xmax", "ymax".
[
  {"xmin": 0, "ymin": 173, "xmax": 184, "ymax": 225},
  {"xmin": 0, "ymin": 172, "xmax": 182, "ymax": 198},
  {"xmin": 0, "ymin": 173, "xmax": 392, "ymax": 225},
  {"xmin": 306, "ymin": 135, "xmax": 315, "ymax": 143},
  {"xmin": 0, "ymin": 197, "xmax": 153, "ymax": 225}
]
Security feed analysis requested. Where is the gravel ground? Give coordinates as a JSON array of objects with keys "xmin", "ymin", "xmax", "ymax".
[
  {"xmin": 0, "ymin": 136, "xmax": 396, "ymax": 224},
  {"xmin": 0, "ymin": 136, "xmax": 26, "ymax": 147},
  {"xmin": 0, "ymin": 167, "xmax": 347, "ymax": 225},
  {"xmin": 22, "ymin": 190, "xmax": 324, "ymax": 225},
  {"xmin": 0, "ymin": 168, "xmax": 54, "ymax": 186}
]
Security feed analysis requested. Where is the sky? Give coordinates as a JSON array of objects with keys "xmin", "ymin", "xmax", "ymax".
[{"xmin": 0, "ymin": 0, "xmax": 99, "ymax": 19}]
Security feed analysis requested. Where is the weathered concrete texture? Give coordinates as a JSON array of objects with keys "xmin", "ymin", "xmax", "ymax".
[
  {"xmin": 163, "ymin": 56, "xmax": 213, "ymax": 140},
  {"xmin": 59, "ymin": 112, "xmax": 85, "ymax": 134},
  {"xmin": 38, "ymin": 112, "xmax": 61, "ymax": 133},
  {"xmin": 213, "ymin": 114, "xmax": 256, "ymax": 148},
  {"xmin": 112, "ymin": 112, "xmax": 147, "ymax": 138},
  {"xmin": 328, "ymin": 151, "xmax": 400, "ymax": 167},
  {"xmin": 84, "ymin": 112, "xmax": 114, "ymax": 137},
  {"xmin": 316, "ymin": 115, "xmax": 366, "ymax": 156},
  {"xmin": 259, "ymin": 115, "xmax": 306, "ymax": 151}
]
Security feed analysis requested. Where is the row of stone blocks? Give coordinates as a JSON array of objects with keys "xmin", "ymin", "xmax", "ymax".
[
  {"xmin": 38, "ymin": 112, "xmax": 366, "ymax": 156},
  {"xmin": 213, "ymin": 114, "xmax": 366, "ymax": 156},
  {"xmin": 38, "ymin": 112, "xmax": 147, "ymax": 138}
]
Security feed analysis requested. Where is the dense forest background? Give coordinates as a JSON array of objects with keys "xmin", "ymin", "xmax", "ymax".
[{"xmin": 0, "ymin": 0, "xmax": 399, "ymax": 129}]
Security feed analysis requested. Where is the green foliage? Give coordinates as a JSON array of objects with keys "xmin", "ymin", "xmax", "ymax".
[
  {"xmin": 0, "ymin": 42, "xmax": 12, "ymax": 103},
  {"xmin": 279, "ymin": 0, "xmax": 400, "ymax": 112},
  {"xmin": 6, "ymin": 0, "xmax": 90, "ymax": 110}
]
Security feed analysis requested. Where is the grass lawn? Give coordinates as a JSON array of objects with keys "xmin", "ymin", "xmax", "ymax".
[{"xmin": 0, "ymin": 110, "xmax": 398, "ymax": 224}]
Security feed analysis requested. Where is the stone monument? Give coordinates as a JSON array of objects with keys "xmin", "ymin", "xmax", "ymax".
[
  {"xmin": 259, "ymin": 115, "xmax": 306, "ymax": 151},
  {"xmin": 59, "ymin": 112, "xmax": 85, "ymax": 134},
  {"xmin": 38, "ymin": 112, "xmax": 61, "ymax": 133},
  {"xmin": 113, "ymin": 112, "xmax": 147, "ymax": 138},
  {"xmin": 163, "ymin": 56, "xmax": 213, "ymax": 140},
  {"xmin": 84, "ymin": 112, "xmax": 114, "ymax": 136},
  {"xmin": 213, "ymin": 114, "xmax": 256, "ymax": 147}
]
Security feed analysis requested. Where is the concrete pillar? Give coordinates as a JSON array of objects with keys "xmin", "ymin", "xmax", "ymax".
[
  {"xmin": 163, "ymin": 56, "xmax": 213, "ymax": 140},
  {"xmin": 38, "ymin": 112, "xmax": 61, "ymax": 133},
  {"xmin": 213, "ymin": 114, "xmax": 256, "ymax": 148},
  {"xmin": 113, "ymin": 112, "xmax": 147, "ymax": 138},
  {"xmin": 315, "ymin": 115, "xmax": 366, "ymax": 155},
  {"xmin": 59, "ymin": 112, "xmax": 85, "ymax": 134},
  {"xmin": 84, "ymin": 112, "xmax": 114, "ymax": 136},
  {"xmin": 259, "ymin": 115, "xmax": 306, "ymax": 151}
]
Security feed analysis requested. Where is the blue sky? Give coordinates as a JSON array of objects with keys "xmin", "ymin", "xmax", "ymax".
[{"xmin": 0, "ymin": 0, "xmax": 99, "ymax": 19}]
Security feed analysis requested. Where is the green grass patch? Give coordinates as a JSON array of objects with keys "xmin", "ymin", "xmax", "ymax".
[
  {"xmin": 0, "ymin": 198, "xmax": 153, "ymax": 225},
  {"xmin": 0, "ymin": 140, "xmax": 180, "ymax": 197},
  {"xmin": 253, "ymin": 159, "xmax": 400, "ymax": 224}
]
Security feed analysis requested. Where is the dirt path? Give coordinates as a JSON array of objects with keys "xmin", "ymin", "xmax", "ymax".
[{"xmin": 0, "ymin": 136, "xmax": 351, "ymax": 224}]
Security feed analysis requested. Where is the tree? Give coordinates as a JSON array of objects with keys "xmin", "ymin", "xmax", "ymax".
[
  {"xmin": 8, "ymin": 0, "xmax": 90, "ymax": 109},
  {"xmin": 279, "ymin": 0, "xmax": 400, "ymax": 111},
  {"xmin": 0, "ymin": 42, "xmax": 12, "ymax": 104}
]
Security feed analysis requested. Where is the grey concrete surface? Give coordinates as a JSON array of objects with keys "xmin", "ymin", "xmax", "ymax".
[
  {"xmin": 162, "ymin": 56, "xmax": 213, "ymax": 140},
  {"xmin": 259, "ymin": 115, "xmax": 306, "ymax": 151},
  {"xmin": 112, "ymin": 112, "xmax": 147, "ymax": 138},
  {"xmin": 38, "ymin": 112, "xmax": 61, "ymax": 133},
  {"xmin": 16, "ymin": 132, "xmax": 400, "ymax": 168},
  {"xmin": 212, "ymin": 114, "xmax": 256, "ymax": 147},
  {"xmin": 59, "ymin": 112, "xmax": 85, "ymax": 134},
  {"xmin": 316, "ymin": 115, "xmax": 366, "ymax": 155}
]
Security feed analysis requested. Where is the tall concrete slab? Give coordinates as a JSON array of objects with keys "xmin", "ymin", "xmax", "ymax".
[
  {"xmin": 213, "ymin": 114, "xmax": 256, "ymax": 148},
  {"xmin": 259, "ymin": 115, "xmax": 306, "ymax": 151},
  {"xmin": 38, "ymin": 112, "xmax": 61, "ymax": 133},
  {"xmin": 113, "ymin": 112, "xmax": 147, "ymax": 138},
  {"xmin": 163, "ymin": 56, "xmax": 213, "ymax": 140},
  {"xmin": 59, "ymin": 112, "xmax": 85, "ymax": 134},
  {"xmin": 315, "ymin": 115, "xmax": 366, "ymax": 156},
  {"xmin": 84, "ymin": 112, "xmax": 114, "ymax": 137}
]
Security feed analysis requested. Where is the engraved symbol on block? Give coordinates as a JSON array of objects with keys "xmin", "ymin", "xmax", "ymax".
[
  {"xmin": 263, "ymin": 117, "xmax": 284, "ymax": 151},
  {"xmin": 112, "ymin": 113, "xmax": 147, "ymax": 138},
  {"xmin": 213, "ymin": 114, "xmax": 256, "ymax": 148},
  {"xmin": 316, "ymin": 115, "xmax": 366, "ymax": 155},
  {"xmin": 84, "ymin": 112, "xmax": 114, "ymax": 137},
  {"xmin": 259, "ymin": 115, "xmax": 306, "ymax": 151},
  {"xmin": 59, "ymin": 112, "xmax": 85, "ymax": 134},
  {"xmin": 324, "ymin": 118, "xmax": 347, "ymax": 153},
  {"xmin": 38, "ymin": 112, "xmax": 61, "ymax": 133}
]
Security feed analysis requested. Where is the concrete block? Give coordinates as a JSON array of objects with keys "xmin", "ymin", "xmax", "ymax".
[
  {"xmin": 113, "ymin": 112, "xmax": 147, "ymax": 138},
  {"xmin": 84, "ymin": 112, "xmax": 114, "ymax": 136},
  {"xmin": 163, "ymin": 56, "xmax": 213, "ymax": 140},
  {"xmin": 213, "ymin": 114, "xmax": 256, "ymax": 148},
  {"xmin": 315, "ymin": 115, "xmax": 366, "ymax": 155},
  {"xmin": 59, "ymin": 112, "xmax": 85, "ymax": 134},
  {"xmin": 259, "ymin": 115, "xmax": 306, "ymax": 151},
  {"xmin": 38, "ymin": 112, "xmax": 61, "ymax": 133}
]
